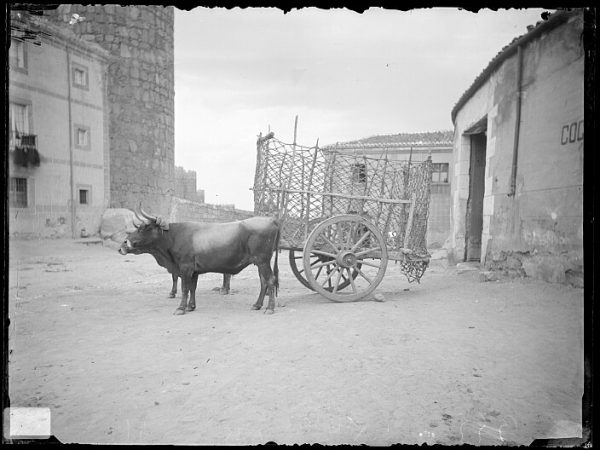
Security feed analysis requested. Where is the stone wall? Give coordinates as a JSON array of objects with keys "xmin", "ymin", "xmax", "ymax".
[
  {"xmin": 169, "ymin": 197, "xmax": 254, "ymax": 223},
  {"xmin": 50, "ymin": 5, "xmax": 175, "ymax": 217}
]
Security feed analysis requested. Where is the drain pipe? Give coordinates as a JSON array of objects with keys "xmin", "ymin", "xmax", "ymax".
[
  {"xmin": 508, "ymin": 45, "xmax": 523, "ymax": 197},
  {"xmin": 66, "ymin": 46, "xmax": 76, "ymax": 237}
]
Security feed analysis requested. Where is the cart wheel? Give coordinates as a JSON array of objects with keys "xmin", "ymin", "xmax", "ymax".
[
  {"xmin": 289, "ymin": 250, "xmax": 360, "ymax": 292},
  {"xmin": 303, "ymin": 214, "xmax": 388, "ymax": 302}
]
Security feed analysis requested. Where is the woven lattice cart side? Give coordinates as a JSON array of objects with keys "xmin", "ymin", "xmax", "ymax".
[{"xmin": 253, "ymin": 131, "xmax": 433, "ymax": 302}]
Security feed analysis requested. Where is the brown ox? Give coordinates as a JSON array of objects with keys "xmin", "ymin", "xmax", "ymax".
[{"xmin": 119, "ymin": 208, "xmax": 280, "ymax": 315}]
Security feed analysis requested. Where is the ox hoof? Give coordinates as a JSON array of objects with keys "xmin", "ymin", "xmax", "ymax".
[
  {"xmin": 264, "ymin": 309, "xmax": 275, "ymax": 315},
  {"xmin": 219, "ymin": 288, "xmax": 230, "ymax": 295},
  {"xmin": 169, "ymin": 293, "xmax": 177, "ymax": 299},
  {"xmin": 173, "ymin": 308, "xmax": 186, "ymax": 316},
  {"xmin": 251, "ymin": 304, "xmax": 262, "ymax": 310},
  {"xmin": 185, "ymin": 306, "xmax": 196, "ymax": 312}
]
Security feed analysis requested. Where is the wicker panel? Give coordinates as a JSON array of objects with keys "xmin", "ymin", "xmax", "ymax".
[{"xmin": 253, "ymin": 132, "xmax": 433, "ymax": 282}]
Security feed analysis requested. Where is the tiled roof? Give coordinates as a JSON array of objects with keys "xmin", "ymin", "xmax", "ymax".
[
  {"xmin": 324, "ymin": 130, "xmax": 453, "ymax": 149},
  {"xmin": 451, "ymin": 9, "xmax": 579, "ymax": 124},
  {"xmin": 10, "ymin": 10, "xmax": 111, "ymax": 59}
]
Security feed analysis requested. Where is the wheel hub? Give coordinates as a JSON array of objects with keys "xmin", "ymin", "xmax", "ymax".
[{"xmin": 336, "ymin": 250, "xmax": 357, "ymax": 268}]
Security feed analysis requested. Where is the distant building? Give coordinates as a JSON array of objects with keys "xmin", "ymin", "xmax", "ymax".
[
  {"xmin": 8, "ymin": 14, "xmax": 110, "ymax": 238},
  {"xmin": 174, "ymin": 166, "xmax": 203, "ymax": 203},
  {"xmin": 449, "ymin": 9, "xmax": 583, "ymax": 285},
  {"xmin": 323, "ymin": 131, "xmax": 454, "ymax": 247}
]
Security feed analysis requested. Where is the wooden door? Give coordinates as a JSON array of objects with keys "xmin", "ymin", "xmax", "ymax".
[{"xmin": 465, "ymin": 133, "xmax": 487, "ymax": 261}]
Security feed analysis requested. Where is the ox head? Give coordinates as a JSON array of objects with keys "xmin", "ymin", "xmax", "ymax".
[{"xmin": 118, "ymin": 205, "xmax": 170, "ymax": 255}]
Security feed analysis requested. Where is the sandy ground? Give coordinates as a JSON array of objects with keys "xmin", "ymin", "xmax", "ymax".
[{"xmin": 7, "ymin": 238, "xmax": 584, "ymax": 445}]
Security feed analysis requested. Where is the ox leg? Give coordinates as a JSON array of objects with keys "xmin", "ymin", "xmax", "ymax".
[
  {"xmin": 251, "ymin": 269, "xmax": 267, "ymax": 311},
  {"xmin": 259, "ymin": 263, "xmax": 277, "ymax": 315},
  {"xmin": 175, "ymin": 277, "xmax": 189, "ymax": 315},
  {"xmin": 211, "ymin": 274, "xmax": 231, "ymax": 294},
  {"xmin": 221, "ymin": 274, "xmax": 231, "ymax": 295},
  {"xmin": 186, "ymin": 273, "xmax": 198, "ymax": 312},
  {"xmin": 169, "ymin": 274, "xmax": 178, "ymax": 298}
]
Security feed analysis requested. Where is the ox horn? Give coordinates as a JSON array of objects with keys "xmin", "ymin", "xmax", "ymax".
[
  {"xmin": 139, "ymin": 204, "xmax": 157, "ymax": 222},
  {"xmin": 133, "ymin": 210, "xmax": 146, "ymax": 226}
]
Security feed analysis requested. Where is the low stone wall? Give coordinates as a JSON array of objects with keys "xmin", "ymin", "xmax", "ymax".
[
  {"xmin": 169, "ymin": 197, "xmax": 254, "ymax": 223},
  {"xmin": 9, "ymin": 206, "xmax": 105, "ymax": 239},
  {"xmin": 484, "ymin": 249, "xmax": 583, "ymax": 288}
]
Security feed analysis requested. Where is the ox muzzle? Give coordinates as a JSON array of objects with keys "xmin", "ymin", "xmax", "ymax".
[{"xmin": 118, "ymin": 239, "xmax": 133, "ymax": 255}]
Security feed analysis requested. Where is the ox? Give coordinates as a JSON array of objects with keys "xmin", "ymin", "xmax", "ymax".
[
  {"xmin": 120, "ymin": 213, "xmax": 234, "ymax": 298},
  {"xmin": 118, "ymin": 208, "xmax": 280, "ymax": 315}
]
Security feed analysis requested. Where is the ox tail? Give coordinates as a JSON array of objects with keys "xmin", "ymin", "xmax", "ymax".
[{"xmin": 273, "ymin": 222, "xmax": 281, "ymax": 297}]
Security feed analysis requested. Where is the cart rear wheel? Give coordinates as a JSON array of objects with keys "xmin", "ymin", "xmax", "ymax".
[
  {"xmin": 303, "ymin": 214, "xmax": 388, "ymax": 302},
  {"xmin": 289, "ymin": 250, "xmax": 360, "ymax": 292}
]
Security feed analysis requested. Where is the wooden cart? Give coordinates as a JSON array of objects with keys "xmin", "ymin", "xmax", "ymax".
[{"xmin": 252, "ymin": 131, "xmax": 433, "ymax": 302}]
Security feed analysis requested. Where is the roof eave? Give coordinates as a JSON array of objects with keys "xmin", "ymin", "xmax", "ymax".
[{"xmin": 450, "ymin": 9, "xmax": 575, "ymax": 125}]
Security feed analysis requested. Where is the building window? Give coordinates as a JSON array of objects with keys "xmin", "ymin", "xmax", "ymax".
[
  {"xmin": 9, "ymin": 39, "xmax": 27, "ymax": 72},
  {"xmin": 72, "ymin": 63, "xmax": 89, "ymax": 89},
  {"xmin": 77, "ymin": 184, "xmax": 92, "ymax": 205},
  {"xmin": 11, "ymin": 103, "xmax": 29, "ymax": 132},
  {"xmin": 9, "ymin": 102, "xmax": 30, "ymax": 143},
  {"xmin": 79, "ymin": 189, "xmax": 89, "ymax": 205},
  {"xmin": 10, "ymin": 177, "xmax": 28, "ymax": 208},
  {"xmin": 74, "ymin": 125, "xmax": 90, "ymax": 149},
  {"xmin": 431, "ymin": 163, "xmax": 449, "ymax": 183},
  {"xmin": 352, "ymin": 163, "xmax": 367, "ymax": 183}
]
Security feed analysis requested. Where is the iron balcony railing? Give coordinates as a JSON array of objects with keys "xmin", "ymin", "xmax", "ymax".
[
  {"xmin": 9, "ymin": 131, "xmax": 37, "ymax": 150},
  {"xmin": 10, "ymin": 131, "xmax": 40, "ymax": 168}
]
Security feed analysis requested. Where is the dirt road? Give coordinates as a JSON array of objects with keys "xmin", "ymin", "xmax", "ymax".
[{"xmin": 7, "ymin": 238, "xmax": 583, "ymax": 445}]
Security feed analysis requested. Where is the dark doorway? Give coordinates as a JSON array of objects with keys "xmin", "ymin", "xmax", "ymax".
[{"xmin": 465, "ymin": 132, "xmax": 487, "ymax": 262}]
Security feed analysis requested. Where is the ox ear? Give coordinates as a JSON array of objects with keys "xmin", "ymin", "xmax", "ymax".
[{"xmin": 156, "ymin": 216, "xmax": 169, "ymax": 231}]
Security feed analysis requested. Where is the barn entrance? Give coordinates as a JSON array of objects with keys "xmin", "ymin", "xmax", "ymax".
[{"xmin": 464, "ymin": 126, "xmax": 487, "ymax": 262}]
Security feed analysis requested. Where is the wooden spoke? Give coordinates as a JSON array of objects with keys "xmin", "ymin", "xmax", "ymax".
[
  {"xmin": 311, "ymin": 259, "xmax": 336, "ymax": 271},
  {"xmin": 332, "ymin": 269, "xmax": 343, "ymax": 294},
  {"xmin": 355, "ymin": 247, "xmax": 382, "ymax": 257},
  {"xmin": 315, "ymin": 265, "xmax": 324, "ymax": 280},
  {"xmin": 321, "ymin": 265, "xmax": 339, "ymax": 288},
  {"xmin": 348, "ymin": 268, "xmax": 357, "ymax": 293},
  {"xmin": 345, "ymin": 221, "xmax": 354, "ymax": 248},
  {"xmin": 357, "ymin": 260, "xmax": 381, "ymax": 269},
  {"xmin": 356, "ymin": 267, "xmax": 373, "ymax": 284},
  {"xmin": 323, "ymin": 235, "xmax": 340, "ymax": 253},
  {"xmin": 311, "ymin": 249, "xmax": 337, "ymax": 259},
  {"xmin": 340, "ymin": 270, "xmax": 349, "ymax": 283},
  {"xmin": 351, "ymin": 230, "xmax": 372, "ymax": 252}
]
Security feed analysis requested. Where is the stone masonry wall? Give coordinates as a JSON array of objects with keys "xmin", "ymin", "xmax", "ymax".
[
  {"xmin": 51, "ymin": 5, "xmax": 175, "ymax": 216},
  {"xmin": 169, "ymin": 197, "xmax": 254, "ymax": 224}
]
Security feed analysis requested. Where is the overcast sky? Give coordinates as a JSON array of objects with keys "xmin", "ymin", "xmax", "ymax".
[{"xmin": 174, "ymin": 7, "xmax": 550, "ymax": 211}]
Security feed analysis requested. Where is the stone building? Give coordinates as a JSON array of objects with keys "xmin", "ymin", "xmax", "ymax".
[
  {"xmin": 8, "ymin": 12, "xmax": 111, "ymax": 238},
  {"xmin": 174, "ymin": 166, "xmax": 204, "ymax": 203},
  {"xmin": 49, "ymin": 5, "xmax": 175, "ymax": 216},
  {"xmin": 323, "ymin": 131, "xmax": 454, "ymax": 247},
  {"xmin": 449, "ymin": 9, "xmax": 583, "ymax": 285}
]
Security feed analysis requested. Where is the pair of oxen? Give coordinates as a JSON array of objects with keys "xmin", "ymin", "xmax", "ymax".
[{"xmin": 118, "ymin": 207, "xmax": 281, "ymax": 315}]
